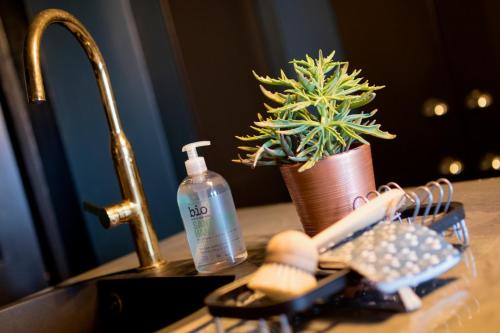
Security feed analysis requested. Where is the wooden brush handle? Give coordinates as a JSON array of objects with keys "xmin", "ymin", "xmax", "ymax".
[{"xmin": 312, "ymin": 189, "xmax": 405, "ymax": 252}]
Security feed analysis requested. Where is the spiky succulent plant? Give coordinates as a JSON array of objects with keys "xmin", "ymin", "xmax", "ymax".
[{"xmin": 234, "ymin": 50, "xmax": 395, "ymax": 172}]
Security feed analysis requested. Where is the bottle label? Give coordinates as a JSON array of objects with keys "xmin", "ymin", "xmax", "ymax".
[{"xmin": 179, "ymin": 190, "xmax": 246, "ymax": 267}]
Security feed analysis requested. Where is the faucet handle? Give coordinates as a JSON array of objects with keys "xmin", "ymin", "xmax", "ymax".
[{"xmin": 83, "ymin": 200, "xmax": 137, "ymax": 229}]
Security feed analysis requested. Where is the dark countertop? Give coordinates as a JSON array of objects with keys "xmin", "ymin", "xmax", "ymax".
[{"xmin": 69, "ymin": 177, "xmax": 500, "ymax": 332}]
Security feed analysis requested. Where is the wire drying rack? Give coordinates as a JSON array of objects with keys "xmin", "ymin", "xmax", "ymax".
[
  {"xmin": 204, "ymin": 178, "xmax": 469, "ymax": 333},
  {"xmin": 353, "ymin": 178, "xmax": 469, "ymax": 246}
]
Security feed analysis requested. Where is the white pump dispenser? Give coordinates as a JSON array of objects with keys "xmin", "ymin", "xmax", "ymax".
[
  {"xmin": 177, "ymin": 140, "xmax": 247, "ymax": 273},
  {"xmin": 181, "ymin": 141, "xmax": 210, "ymax": 176}
]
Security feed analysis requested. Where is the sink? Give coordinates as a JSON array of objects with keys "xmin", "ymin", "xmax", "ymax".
[{"xmin": 0, "ymin": 260, "xmax": 234, "ymax": 333}]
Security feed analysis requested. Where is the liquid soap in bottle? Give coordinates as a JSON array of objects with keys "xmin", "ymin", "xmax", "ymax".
[{"xmin": 177, "ymin": 141, "xmax": 247, "ymax": 272}]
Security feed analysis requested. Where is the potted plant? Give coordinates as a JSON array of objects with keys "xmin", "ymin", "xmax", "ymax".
[{"xmin": 234, "ymin": 50, "xmax": 395, "ymax": 235}]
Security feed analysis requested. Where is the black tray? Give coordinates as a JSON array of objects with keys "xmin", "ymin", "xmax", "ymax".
[
  {"xmin": 415, "ymin": 202, "xmax": 465, "ymax": 234},
  {"xmin": 205, "ymin": 269, "xmax": 349, "ymax": 319},
  {"xmin": 204, "ymin": 201, "xmax": 465, "ymax": 320}
]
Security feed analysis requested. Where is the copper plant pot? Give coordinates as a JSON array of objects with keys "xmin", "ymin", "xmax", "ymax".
[{"xmin": 280, "ymin": 144, "xmax": 375, "ymax": 236}]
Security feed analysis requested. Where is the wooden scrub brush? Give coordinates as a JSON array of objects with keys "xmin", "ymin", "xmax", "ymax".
[{"xmin": 248, "ymin": 189, "xmax": 405, "ymax": 300}]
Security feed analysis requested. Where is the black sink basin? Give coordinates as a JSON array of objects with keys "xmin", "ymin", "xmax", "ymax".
[{"xmin": 0, "ymin": 261, "xmax": 234, "ymax": 333}]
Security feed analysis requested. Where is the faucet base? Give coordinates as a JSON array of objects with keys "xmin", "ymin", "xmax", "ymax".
[{"xmin": 136, "ymin": 259, "xmax": 168, "ymax": 271}]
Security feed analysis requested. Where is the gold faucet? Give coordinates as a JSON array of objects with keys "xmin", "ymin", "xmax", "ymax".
[{"xmin": 24, "ymin": 9, "xmax": 166, "ymax": 270}]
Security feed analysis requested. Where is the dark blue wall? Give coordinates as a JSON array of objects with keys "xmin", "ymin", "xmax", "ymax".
[
  {"xmin": 0, "ymin": 104, "xmax": 46, "ymax": 304},
  {"xmin": 23, "ymin": 0, "xmax": 184, "ymax": 263},
  {"xmin": 257, "ymin": 0, "xmax": 344, "ymax": 75}
]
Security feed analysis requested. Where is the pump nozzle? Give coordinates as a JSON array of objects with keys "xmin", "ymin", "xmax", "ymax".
[{"xmin": 181, "ymin": 141, "xmax": 211, "ymax": 176}]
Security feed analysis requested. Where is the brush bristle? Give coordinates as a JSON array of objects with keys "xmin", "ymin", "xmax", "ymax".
[{"xmin": 247, "ymin": 262, "xmax": 317, "ymax": 300}]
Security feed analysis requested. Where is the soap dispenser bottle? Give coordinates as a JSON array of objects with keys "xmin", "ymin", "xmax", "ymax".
[{"xmin": 177, "ymin": 141, "xmax": 247, "ymax": 272}]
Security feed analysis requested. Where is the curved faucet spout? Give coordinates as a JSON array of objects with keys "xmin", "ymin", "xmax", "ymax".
[
  {"xmin": 25, "ymin": 8, "xmax": 122, "ymax": 135},
  {"xmin": 24, "ymin": 9, "xmax": 165, "ymax": 270}
]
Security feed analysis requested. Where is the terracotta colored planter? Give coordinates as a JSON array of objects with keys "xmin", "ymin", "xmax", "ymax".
[{"xmin": 280, "ymin": 144, "xmax": 375, "ymax": 236}]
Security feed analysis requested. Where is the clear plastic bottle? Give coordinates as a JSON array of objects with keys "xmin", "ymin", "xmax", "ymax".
[{"xmin": 177, "ymin": 141, "xmax": 247, "ymax": 273}]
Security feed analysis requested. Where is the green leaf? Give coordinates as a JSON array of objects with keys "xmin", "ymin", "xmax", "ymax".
[
  {"xmin": 252, "ymin": 70, "xmax": 296, "ymax": 88},
  {"xmin": 296, "ymin": 127, "xmax": 320, "ymax": 152},
  {"xmin": 266, "ymin": 101, "xmax": 312, "ymax": 114},
  {"xmin": 324, "ymin": 50, "xmax": 335, "ymax": 62},
  {"xmin": 296, "ymin": 69, "xmax": 316, "ymax": 92},
  {"xmin": 263, "ymin": 145, "xmax": 287, "ymax": 157},
  {"xmin": 325, "ymin": 126, "xmax": 346, "ymax": 146},
  {"xmin": 232, "ymin": 156, "xmax": 278, "ymax": 166},
  {"xmin": 277, "ymin": 125, "xmax": 309, "ymax": 135},
  {"xmin": 344, "ymin": 109, "xmax": 377, "ymax": 122},
  {"xmin": 279, "ymin": 134, "xmax": 295, "ymax": 157},
  {"xmin": 259, "ymin": 85, "xmax": 286, "ymax": 104},
  {"xmin": 350, "ymin": 92, "xmax": 376, "ymax": 109},
  {"xmin": 237, "ymin": 146, "xmax": 258, "ymax": 152},
  {"xmin": 344, "ymin": 122, "xmax": 396, "ymax": 139},
  {"xmin": 288, "ymin": 156, "xmax": 308, "ymax": 162},
  {"xmin": 253, "ymin": 140, "xmax": 276, "ymax": 167},
  {"xmin": 296, "ymin": 145, "xmax": 317, "ymax": 158},
  {"xmin": 254, "ymin": 119, "xmax": 316, "ymax": 128},
  {"xmin": 235, "ymin": 134, "xmax": 271, "ymax": 141},
  {"xmin": 339, "ymin": 124, "xmax": 369, "ymax": 144}
]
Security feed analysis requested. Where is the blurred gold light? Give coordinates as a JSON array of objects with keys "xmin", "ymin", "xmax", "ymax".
[
  {"xmin": 440, "ymin": 157, "xmax": 464, "ymax": 175},
  {"xmin": 477, "ymin": 96, "xmax": 488, "ymax": 108},
  {"xmin": 479, "ymin": 153, "xmax": 500, "ymax": 171},
  {"xmin": 449, "ymin": 161, "xmax": 463, "ymax": 175},
  {"xmin": 466, "ymin": 90, "xmax": 492, "ymax": 109},
  {"xmin": 492, "ymin": 157, "xmax": 500, "ymax": 170},
  {"xmin": 423, "ymin": 98, "xmax": 448, "ymax": 117},
  {"xmin": 433, "ymin": 103, "xmax": 448, "ymax": 116}
]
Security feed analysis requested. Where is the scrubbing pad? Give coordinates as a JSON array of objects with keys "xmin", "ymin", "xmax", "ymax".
[{"xmin": 320, "ymin": 222, "xmax": 461, "ymax": 293}]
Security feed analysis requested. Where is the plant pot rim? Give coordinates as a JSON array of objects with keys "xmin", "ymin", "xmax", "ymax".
[{"xmin": 279, "ymin": 143, "xmax": 371, "ymax": 171}]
